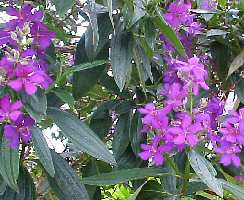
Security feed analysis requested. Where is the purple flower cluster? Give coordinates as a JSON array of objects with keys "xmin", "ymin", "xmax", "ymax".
[
  {"xmin": 0, "ymin": 4, "xmax": 55, "ymax": 148},
  {"xmin": 138, "ymin": 0, "xmax": 244, "ymax": 168}
]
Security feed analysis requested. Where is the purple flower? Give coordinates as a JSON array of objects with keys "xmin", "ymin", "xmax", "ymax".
[
  {"xmin": 139, "ymin": 135, "xmax": 173, "ymax": 166},
  {"xmin": 161, "ymin": 82, "xmax": 188, "ymax": 109},
  {"xmin": 0, "ymin": 95, "xmax": 22, "ymax": 122},
  {"xmin": 224, "ymin": 108, "xmax": 244, "ymax": 132},
  {"xmin": 4, "ymin": 114, "xmax": 34, "ymax": 148},
  {"xmin": 31, "ymin": 22, "xmax": 56, "ymax": 49},
  {"xmin": 138, "ymin": 103, "xmax": 170, "ymax": 132},
  {"xmin": 6, "ymin": 4, "xmax": 43, "ymax": 29},
  {"xmin": 164, "ymin": 1, "xmax": 192, "ymax": 30},
  {"xmin": 215, "ymin": 141, "xmax": 241, "ymax": 167},
  {"xmin": 8, "ymin": 64, "xmax": 49, "ymax": 95},
  {"xmin": 220, "ymin": 124, "xmax": 244, "ymax": 144},
  {"xmin": 168, "ymin": 113, "xmax": 202, "ymax": 147},
  {"xmin": 176, "ymin": 56, "xmax": 209, "ymax": 95},
  {"xmin": 200, "ymin": 0, "xmax": 217, "ymax": 10}
]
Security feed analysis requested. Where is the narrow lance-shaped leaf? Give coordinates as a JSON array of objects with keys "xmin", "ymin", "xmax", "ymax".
[
  {"xmin": 47, "ymin": 107, "xmax": 116, "ymax": 165},
  {"xmin": 32, "ymin": 126, "xmax": 55, "ymax": 177},
  {"xmin": 227, "ymin": 49, "xmax": 244, "ymax": 78},
  {"xmin": 111, "ymin": 21, "xmax": 133, "ymax": 91},
  {"xmin": 188, "ymin": 150, "xmax": 223, "ymax": 197},
  {"xmin": 219, "ymin": 179, "xmax": 244, "ymax": 200},
  {"xmin": 0, "ymin": 138, "xmax": 19, "ymax": 192},
  {"xmin": 53, "ymin": 0, "xmax": 75, "ymax": 18},
  {"xmin": 0, "ymin": 166, "xmax": 36, "ymax": 200},
  {"xmin": 81, "ymin": 168, "xmax": 170, "ymax": 186},
  {"xmin": 154, "ymin": 12, "xmax": 185, "ymax": 56},
  {"xmin": 47, "ymin": 151, "xmax": 90, "ymax": 200}
]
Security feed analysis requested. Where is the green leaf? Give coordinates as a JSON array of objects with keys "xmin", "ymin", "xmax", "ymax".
[
  {"xmin": 47, "ymin": 107, "xmax": 116, "ymax": 165},
  {"xmin": 32, "ymin": 126, "xmax": 55, "ymax": 177},
  {"xmin": 188, "ymin": 150, "xmax": 223, "ymax": 197},
  {"xmin": 81, "ymin": 168, "xmax": 169, "ymax": 186},
  {"xmin": 134, "ymin": 41, "xmax": 153, "ymax": 85},
  {"xmin": 0, "ymin": 138, "xmax": 19, "ymax": 192},
  {"xmin": 20, "ymin": 89, "xmax": 47, "ymax": 122},
  {"xmin": 106, "ymin": 0, "xmax": 114, "ymax": 28},
  {"xmin": 219, "ymin": 179, "xmax": 244, "ymax": 200},
  {"xmin": 227, "ymin": 49, "xmax": 244, "ymax": 78},
  {"xmin": 154, "ymin": 14, "xmax": 185, "ymax": 56},
  {"xmin": 129, "ymin": 181, "xmax": 147, "ymax": 200},
  {"xmin": 210, "ymin": 42, "xmax": 230, "ymax": 81},
  {"xmin": 86, "ymin": 0, "xmax": 99, "ymax": 58},
  {"xmin": 206, "ymin": 29, "xmax": 228, "ymax": 37},
  {"xmin": 0, "ymin": 176, "xmax": 6, "ymax": 195},
  {"xmin": 90, "ymin": 101, "xmax": 114, "ymax": 139},
  {"xmin": 62, "ymin": 60, "xmax": 107, "ymax": 80},
  {"xmin": 111, "ymin": 22, "xmax": 133, "ymax": 91},
  {"xmin": 0, "ymin": 166, "xmax": 36, "ymax": 200},
  {"xmin": 53, "ymin": 0, "xmax": 75, "ymax": 17},
  {"xmin": 112, "ymin": 112, "xmax": 131, "ymax": 159},
  {"xmin": 53, "ymin": 88, "xmax": 75, "ymax": 107},
  {"xmin": 129, "ymin": 111, "xmax": 143, "ymax": 155},
  {"xmin": 83, "ymin": 160, "xmax": 112, "ymax": 199},
  {"xmin": 72, "ymin": 13, "xmax": 112, "ymax": 99},
  {"xmin": 236, "ymin": 79, "xmax": 244, "ymax": 104},
  {"xmin": 144, "ymin": 17, "xmax": 156, "ymax": 50},
  {"xmin": 47, "ymin": 151, "xmax": 90, "ymax": 200}
]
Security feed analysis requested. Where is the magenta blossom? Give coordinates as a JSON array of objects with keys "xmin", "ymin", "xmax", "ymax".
[
  {"xmin": 168, "ymin": 113, "xmax": 202, "ymax": 147},
  {"xmin": 175, "ymin": 56, "xmax": 209, "ymax": 95},
  {"xmin": 0, "ymin": 95, "xmax": 22, "ymax": 122},
  {"xmin": 138, "ymin": 103, "xmax": 170, "ymax": 132},
  {"xmin": 4, "ymin": 114, "xmax": 34, "ymax": 148},
  {"xmin": 139, "ymin": 135, "xmax": 173, "ymax": 166},
  {"xmin": 164, "ymin": 0, "xmax": 192, "ymax": 30}
]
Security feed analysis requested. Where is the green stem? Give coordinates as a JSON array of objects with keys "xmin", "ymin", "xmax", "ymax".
[
  {"xmin": 181, "ymin": 156, "xmax": 190, "ymax": 195},
  {"xmin": 189, "ymin": 90, "xmax": 193, "ymax": 114}
]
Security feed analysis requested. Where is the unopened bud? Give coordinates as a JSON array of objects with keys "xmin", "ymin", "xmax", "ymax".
[
  {"xmin": 10, "ymin": 32, "xmax": 18, "ymax": 41},
  {"xmin": 22, "ymin": 23, "xmax": 30, "ymax": 35}
]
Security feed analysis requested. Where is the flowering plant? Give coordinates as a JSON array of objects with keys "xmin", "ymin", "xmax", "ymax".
[{"xmin": 0, "ymin": 0, "xmax": 244, "ymax": 200}]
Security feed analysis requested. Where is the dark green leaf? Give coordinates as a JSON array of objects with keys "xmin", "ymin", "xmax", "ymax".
[
  {"xmin": 0, "ymin": 138, "xmax": 19, "ymax": 192},
  {"xmin": 227, "ymin": 49, "xmax": 244, "ymax": 77},
  {"xmin": 129, "ymin": 181, "xmax": 147, "ymax": 200},
  {"xmin": 111, "ymin": 22, "xmax": 133, "ymax": 91},
  {"xmin": 53, "ymin": 88, "xmax": 75, "ymax": 107},
  {"xmin": 0, "ymin": 176, "xmax": 6, "ymax": 195},
  {"xmin": 154, "ymin": 13, "xmax": 185, "ymax": 56},
  {"xmin": 72, "ymin": 13, "xmax": 112, "ymax": 99},
  {"xmin": 90, "ymin": 101, "xmax": 114, "ymax": 139},
  {"xmin": 32, "ymin": 126, "xmax": 55, "ymax": 177},
  {"xmin": 236, "ymin": 79, "xmax": 244, "ymax": 104},
  {"xmin": 144, "ymin": 17, "xmax": 156, "ymax": 50},
  {"xmin": 86, "ymin": 0, "xmax": 99, "ymax": 58},
  {"xmin": 0, "ymin": 166, "xmax": 36, "ymax": 200},
  {"xmin": 219, "ymin": 179, "xmax": 244, "ymax": 200},
  {"xmin": 47, "ymin": 107, "xmax": 116, "ymax": 165},
  {"xmin": 112, "ymin": 112, "xmax": 131, "ymax": 159},
  {"xmin": 20, "ymin": 89, "xmax": 47, "ymax": 122},
  {"xmin": 129, "ymin": 111, "xmax": 143, "ymax": 155},
  {"xmin": 53, "ymin": 0, "xmax": 75, "ymax": 17},
  {"xmin": 81, "ymin": 168, "xmax": 169, "ymax": 186},
  {"xmin": 210, "ymin": 42, "xmax": 230, "ymax": 81},
  {"xmin": 134, "ymin": 41, "xmax": 153, "ymax": 84},
  {"xmin": 135, "ymin": 180, "xmax": 166, "ymax": 200},
  {"xmin": 188, "ymin": 150, "xmax": 223, "ymax": 197},
  {"xmin": 47, "ymin": 151, "xmax": 90, "ymax": 200}
]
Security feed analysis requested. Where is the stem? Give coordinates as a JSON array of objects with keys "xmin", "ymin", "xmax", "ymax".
[
  {"xmin": 189, "ymin": 89, "xmax": 193, "ymax": 114},
  {"xmin": 181, "ymin": 156, "xmax": 190, "ymax": 195}
]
